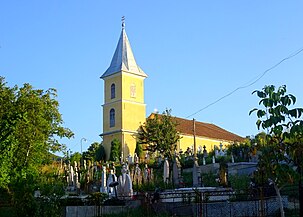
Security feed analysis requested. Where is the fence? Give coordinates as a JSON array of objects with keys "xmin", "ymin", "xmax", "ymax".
[
  {"xmin": 149, "ymin": 186, "xmax": 300, "ymax": 217},
  {"xmin": 0, "ymin": 186, "xmax": 300, "ymax": 217}
]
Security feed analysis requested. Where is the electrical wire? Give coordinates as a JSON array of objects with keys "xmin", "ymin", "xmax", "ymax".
[{"xmin": 185, "ymin": 46, "xmax": 303, "ymax": 119}]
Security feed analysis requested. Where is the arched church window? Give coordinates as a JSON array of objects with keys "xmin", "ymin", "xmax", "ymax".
[
  {"xmin": 111, "ymin": 83, "xmax": 115, "ymax": 99},
  {"xmin": 110, "ymin": 108, "xmax": 115, "ymax": 127}
]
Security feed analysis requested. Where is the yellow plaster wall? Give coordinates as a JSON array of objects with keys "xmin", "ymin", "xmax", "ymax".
[
  {"xmin": 178, "ymin": 134, "xmax": 232, "ymax": 153},
  {"xmin": 103, "ymin": 132, "xmax": 137, "ymax": 160},
  {"xmin": 122, "ymin": 73, "xmax": 145, "ymax": 103},
  {"xmin": 103, "ymin": 73, "xmax": 146, "ymax": 133},
  {"xmin": 122, "ymin": 132, "xmax": 137, "ymax": 158},
  {"xmin": 103, "ymin": 133, "xmax": 123, "ymax": 160},
  {"xmin": 104, "ymin": 74, "xmax": 122, "ymax": 103},
  {"xmin": 122, "ymin": 102, "xmax": 146, "ymax": 131},
  {"xmin": 102, "ymin": 102, "xmax": 122, "ymax": 132},
  {"xmin": 102, "ymin": 72, "xmax": 146, "ymax": 160}
]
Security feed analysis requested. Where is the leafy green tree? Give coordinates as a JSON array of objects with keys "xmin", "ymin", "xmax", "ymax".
[
  {"xmin": 83, "ymin": 142, "xmax": 106, "ymax": 162},
  {"xmin": 250, "ymin": 85, "xmax": 303, "ymax": 217},
  {"xmin": 226, "ymin": 139, "xmax": 251, "ymax": 162},
  {"xmin": 135, "ymin": 141, "xmax": 144, "ymax": 159},
  {"xmin": 137, "ymin": 109, "xmax": 181, "ymax": 160},
  {"xmin": 252, "ymin": 132, "xmax": 267, "ymax": 146},
  {"xmin": 95, "ymin": 145, "xmax": 106, "ymax": 162},
  {"xmin": 70, "ymin": 152, "xmax": 82, "ymax": 163},
  {"xmin": 0, "ymin": 78, "xmax": 19, "ymax": 188},
  {"xmin": 0, "ymin": 77, "xmax": 73, "ymax": 212},
  {"xmin": 109, "ymin": 139, "xmax": 121, "ymax": 162}
]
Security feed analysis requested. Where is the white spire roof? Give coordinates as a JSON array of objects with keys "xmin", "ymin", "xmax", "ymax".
[{"xmin": 101, "ymin": 26, "xmax": 147, "ymax": 79}]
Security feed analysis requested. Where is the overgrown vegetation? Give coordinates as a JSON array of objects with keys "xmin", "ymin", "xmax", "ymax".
[
  {"xmin": 137, "ymin": 109, "xmax": 181, "ymax": 160},
  {"xmin": 110, "ymin": 138, "xmax": 121, "ymax": 161},
  {"xmin": 83, "ymin": 142, "xmax": 106, "ymax": 162},
  {"xmin": 250, "ymin": 85, "xmax": 303, "ymax": 217},
  {"xmin": 0, "ymin": 77, "xmax": 73, "ymax": 216}
]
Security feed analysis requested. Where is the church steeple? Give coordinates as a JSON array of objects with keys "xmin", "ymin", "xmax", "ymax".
[
  {"xmin": 100, "ymin": 20, "xmax": 147, "ymax": 79},
  {"xmin": 100, "ymin": 20, "xmax": 147, "ymax": 161}
]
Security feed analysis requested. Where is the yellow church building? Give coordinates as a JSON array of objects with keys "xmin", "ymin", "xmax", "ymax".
[{"xmin": 100, "ymin": 22, "xmax": 244, "ymax": 160}]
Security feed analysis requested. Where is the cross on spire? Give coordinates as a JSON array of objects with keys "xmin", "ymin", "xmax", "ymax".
[
  {"xmin": 100, "ymin": 16, "xmax": 147, "ymax": 79},
  {"xmin": 121, "ymin": 16, "xmax": 125, "ymax": 29}
]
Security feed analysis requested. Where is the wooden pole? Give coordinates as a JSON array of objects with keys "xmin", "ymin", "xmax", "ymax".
[{"xmin": 193, "ymin": 118, "xmax": 197, "ymax": 159}]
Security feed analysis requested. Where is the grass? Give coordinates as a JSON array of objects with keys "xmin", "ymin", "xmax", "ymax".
[{"xmin": 0, "ymin": 207, "xmax": 16, "ymax": 217}]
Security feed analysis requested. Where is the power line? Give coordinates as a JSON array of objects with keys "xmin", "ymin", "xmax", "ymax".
[{"xmin": 185, "ymin": 46, "xmax": 303, "ymax": 119}]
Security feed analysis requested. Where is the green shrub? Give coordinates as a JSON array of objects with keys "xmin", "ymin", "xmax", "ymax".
[
  {"xmin": 202, "ymin": 172, "xmax": 219, "ymax": 187},
  {"xmin": 229, "ymin": 174, "xmax": 250, "ymax": 193}
]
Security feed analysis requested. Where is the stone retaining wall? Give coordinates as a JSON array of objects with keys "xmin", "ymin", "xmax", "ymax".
[{"xmin": 62, "ymin": 200, "xmax": 141, "ymax": 217}]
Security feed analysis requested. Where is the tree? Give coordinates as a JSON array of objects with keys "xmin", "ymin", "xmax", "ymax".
[
  {"xmin": 109, "ymin": 139, "xmax": 121, "ymax": 162},
  {"xmin": 226, "ymin": 139, "xmax": 251, "ymax": 162},
  {"xmin": 250, "ymin": 85, "xmax": 303, "ymax": 217},
  {"xmin": 0, "ymin": 77, "xmax": 73, "ymax": 189},
  {"xmin": 0, "ymin": 78, "xmax": 18, "ymax": 188},
  {"xmin": 137, "ymin": 109, "xmax": 181, "ymax": 160},
  {"xmin": 95, "ymin": 145, "xmax": 106, "ymax": 162},
  {"xmin": 135, "ymin": 141, "xmax": 144, "ymax": 160},
  {"xmin": 83, "ymin": 142, "xmax": 106, "ymax": 162},
  {"xmin": 70, "ymin": 152, "xmax": 82, "ymax": 163}
]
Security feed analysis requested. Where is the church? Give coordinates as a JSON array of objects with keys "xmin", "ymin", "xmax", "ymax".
[{"xmin": 100, "ymin": 22, "xmax": 244, "ymax": 160}]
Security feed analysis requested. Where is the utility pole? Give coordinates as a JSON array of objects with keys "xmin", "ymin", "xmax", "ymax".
[
  {"xmin": 193, "ymin": 118, "xmax": 197, "ymax": 159},
  {"xmin": 192, "ymin": 118, "xmax": 200, "ymax": 187}
]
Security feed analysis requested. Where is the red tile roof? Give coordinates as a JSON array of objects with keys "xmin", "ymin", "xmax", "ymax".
[
  {"xmin": 175, "ymin": 116, "xmax": 245, "ymax": 142},
  {"xmin": 148, "ymin": 114, "xmax": 245, "ymax": 142}
]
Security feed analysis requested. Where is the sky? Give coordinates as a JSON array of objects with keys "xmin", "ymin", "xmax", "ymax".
[{"xmin": 1, "ymin": 1, "xmax": 303, "ymax": 155}]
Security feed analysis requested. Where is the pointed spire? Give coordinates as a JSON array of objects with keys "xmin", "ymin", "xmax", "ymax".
[{"xmin": 101, "ymin": 19, "xmax": 147, "ymax": 79}]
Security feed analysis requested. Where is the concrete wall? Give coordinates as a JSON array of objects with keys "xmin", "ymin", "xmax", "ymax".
[
  {"xmin": 63, "ymin": 200, "xmax": 141, "ymax": 217},
  {"xmin": 227, "ymin": 162, "xmax": 257, "ymax": 176},
  {"xmin": 152, "ymin": 196, "xmax": 288, "ymax": 217},
  {"xmin": 64, "ymin": 206, "xmax": 125, "ymax": 217},
  {"xmin": 184, "ymin": 162, "xmax": 258, "ymax": 176}
]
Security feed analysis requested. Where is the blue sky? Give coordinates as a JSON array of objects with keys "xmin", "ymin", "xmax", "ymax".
[{"xmin": 1, "ymin": 1, "xmax": 303, "ymax": 155}]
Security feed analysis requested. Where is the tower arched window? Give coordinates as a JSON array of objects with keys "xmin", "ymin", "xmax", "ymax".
[
  {"xmin": 110, "ymin": 108, "xmax": 115, "ymax": 127},
  {"xmin": 111, "ymin": 83, "xmax": 115, "ymax": 99}
]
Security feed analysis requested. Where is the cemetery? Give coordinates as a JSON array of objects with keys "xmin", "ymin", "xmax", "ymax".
[
  {"xmin": 23, "ymin": 142, "xmax": 297, "ymax": 217},
  {"xmin": 1, "ymin": 10, "xmax": 302, "ymax": 217}
]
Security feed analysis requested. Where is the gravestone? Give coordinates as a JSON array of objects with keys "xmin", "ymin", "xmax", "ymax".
[
  {"xmin": 215, "ymin": 150, "xmax": 219, "ymax": 158},
  {"xmin": 198, "ymin": 146, "xmax": 202, "ymax": 154},
  {"xmin": 74, "ymin": 161, "xmax": 80, "ymax": 189},
  {"xmin": 163, "ymin": 158, "xmax": 170, "ymax": 184},
  {"xmin": 93, "ymin": 162, "xmax": 98, "ymax": 180},
  {"xmin": 134, "ymin": 153, "xmax": 139, "ymax": 164},
  {"xmin": 192, "ymin": 159, "xmax": 200, "ymax": 187},
  {"xmin": 133, "ymin": 163, "xmax": 142, "ymax": 186},
  {"xmin": 172, "ymin": 155, "xmax": 182, "ymax": 187},
  {"xmin": 70, "ymin": 166, "xmax": 74, "ymax": 186},
  {"xmin": 83, "ymin": 159, "xmax": 87, "ymax": 170},
  {"xmin": 127, "ymin": 154, "xmax": 133, "ymax": 164},
  {"xmin": 143, "ymin": 164, "xmax": 150, "ymax": 183},
  {"xmin": 219, "ymin": 143, "xmax": 224, "ymax": 156},
  {"xmin": 107, "ymin": 169, "xmax": 117, "ymax": 197},
  {"xmin": 203, "ymin": 145, "xmax": 208, "ymax": 158},
  {"xmin": 117, "ymin": 164, "xmax": 133, "ymax": 198},
  {"xmin": 100, "ymin": 166, "xmax": 107, "ymax": 193}
]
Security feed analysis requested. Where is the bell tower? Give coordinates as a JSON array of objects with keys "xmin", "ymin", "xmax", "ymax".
[{"xmin": 100, "ymin": 20, "xmax": 147, "ymax": 160}]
